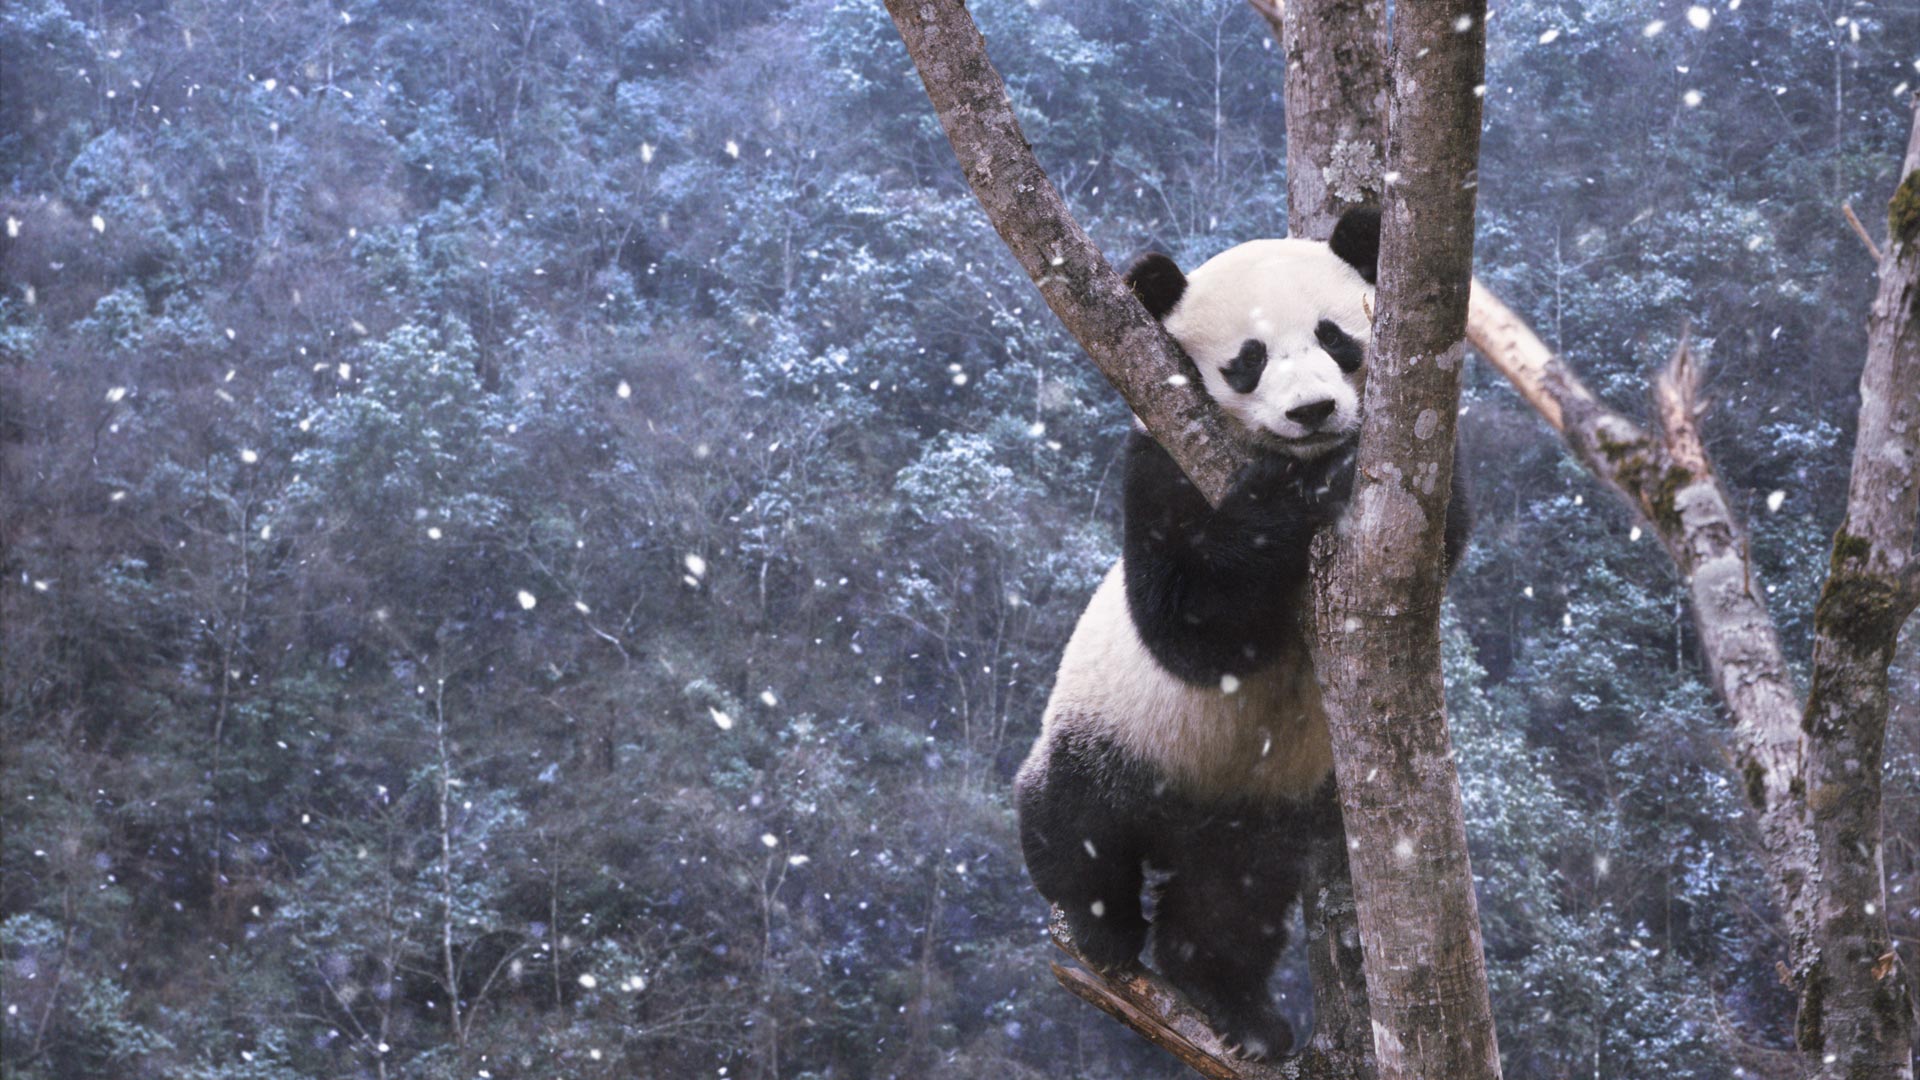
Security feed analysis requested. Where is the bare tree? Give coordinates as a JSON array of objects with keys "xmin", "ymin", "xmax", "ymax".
[
  {"xmin": 1273, "ymin": 0, "xmax": 1917, "ymax": 1063},
  {"xmin": 1463, "ymin": 106, "xmax": 1920, "ymax": 1076}
]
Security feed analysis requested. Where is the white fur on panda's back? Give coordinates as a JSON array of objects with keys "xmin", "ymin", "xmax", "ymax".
[{"xmin": 1024, "ymin": 560, "xmax": 1333, "ymax": 804}]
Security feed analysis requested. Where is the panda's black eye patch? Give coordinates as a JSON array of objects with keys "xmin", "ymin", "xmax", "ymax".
[
  {"xmin": 1221, "ymin": 339, "xmax": 1267, "ymax": 394},
  {"xmin": 1316, "ymin": 320, "xmax": 1364, "ymax": 373}
]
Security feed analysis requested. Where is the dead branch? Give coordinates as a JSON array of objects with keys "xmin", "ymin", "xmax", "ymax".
[
  {"xmin": 1246, "ymin": 0, "xmax": 1285, "ymax": 40},
  {"xmin": 1463, "ymin": 282, "xmax": 1809, "ymax": 852},
  {"xmin": 1465, "ymin": 280, "xmax": 1819, "ymax": 988}
]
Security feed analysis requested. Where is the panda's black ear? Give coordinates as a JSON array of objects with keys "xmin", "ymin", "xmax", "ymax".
[
  {"xmin": 1328, "ymin": 206, "xmax": 1381, "ymax": 284},
  {"xmin": 1123, "ymin": 252, "xmax": 1187, "ymax": 320}
]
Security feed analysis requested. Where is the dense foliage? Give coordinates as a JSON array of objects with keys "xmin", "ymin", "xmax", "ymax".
[{"xmin": 2, "ymin": 0, "xmax": 1915, "ymax": 1076}]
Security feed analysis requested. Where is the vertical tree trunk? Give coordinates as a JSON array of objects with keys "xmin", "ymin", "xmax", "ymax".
[
  {"xmin": 1795, "ymin": 104, "xmax": 1920, "ymax": 1080},
  {"xmin": 1306, "ymin": 0, "xmax": 1500, "ymax": 1075},
  {"xmin": 433, "ymin": 679, "xmax": 465, "ymax": 1053},
  {"xmin": 1272, "ymin": 0, "xmax": 1389, "ymax": 240},
  {"xmin": 1259, "ymin": 0, "xmax": 1391, "ymax": 1061}
]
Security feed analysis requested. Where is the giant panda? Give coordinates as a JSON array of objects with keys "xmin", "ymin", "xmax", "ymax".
[{"xmin": 1014, "ymin": 207, "xmax": 1469, "ymax": 1060}]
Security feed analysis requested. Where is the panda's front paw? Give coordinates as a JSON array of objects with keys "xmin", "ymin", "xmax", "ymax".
[
  {"xmin": 1291, "ymin": 446, "xmax": 1356, "ymax": 524},
  {"xmin": 1229, "ymin": 454, "xmax": 1300, "ymax": 499}
]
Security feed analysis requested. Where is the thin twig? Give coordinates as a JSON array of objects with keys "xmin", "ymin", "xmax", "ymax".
[{"xmin": 1842, "ymin": 202, "xmax": 1884, "ymax": 263}]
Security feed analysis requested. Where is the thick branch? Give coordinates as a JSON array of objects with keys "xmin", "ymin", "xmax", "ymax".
[
  {"xmin": 883, "ymin": 0, "xmax": 1242, "ymax": 504},
  {"xmin": 1464, "ymin": 284, "xmax": 1809, "ymax": 845},
  {"xmin": 1306, "ymin": 0, "xmax": 1499, "ymax": 1076}
]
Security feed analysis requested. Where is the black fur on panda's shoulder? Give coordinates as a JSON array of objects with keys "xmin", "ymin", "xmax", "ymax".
[{"xmin": 1121, "ymin": 433, "xmax": 1353, "ymax": 686}]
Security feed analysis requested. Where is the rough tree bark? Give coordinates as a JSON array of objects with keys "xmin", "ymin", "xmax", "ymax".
[
  {"xmin": 1250, "ymin": 0, "xmax": 1389, "ymax": 241},
  {"xmin": 1461, "ymin": 101, "xmax": 1920, "ymax": 1076},
  {"xmin": 1250, "ymin": 0, "xmax": 1391, "ymax": 1066},
  {"xmin": 1303, "ymin": 0, "xmax": 1501, "ymax": 1077}
]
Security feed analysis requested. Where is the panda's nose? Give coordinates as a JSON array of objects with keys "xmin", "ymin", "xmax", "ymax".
[{"xmin": 1287, "ymin": 399, "xmax": 1336, "ymax": 429}]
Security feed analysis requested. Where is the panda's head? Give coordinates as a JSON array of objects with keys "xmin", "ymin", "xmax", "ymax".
[{"xmin": 1125, "ymin": 208, "xmax": 1380, "ymax": 460}]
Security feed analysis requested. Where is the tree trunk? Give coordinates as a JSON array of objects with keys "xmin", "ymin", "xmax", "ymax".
[
  {"xmin": 1794, "ymin": 103, "xmax": 1920, "ymax": 1080},
  {"xmin": 1305, "ymin": 0, "xmax": 1501, "ymax": 1076},
  {"xmin": 1257, "ymin": 0, "xmax": 1391, "ymax": 1062},
  {"xmin": 1270, "ymin": 0, "xmax": 1389, "ymax": 240}
]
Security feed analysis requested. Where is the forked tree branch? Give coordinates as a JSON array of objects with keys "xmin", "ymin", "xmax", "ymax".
[
  {"xmin": 1463, "ymin": 285, "xmax": 1809, "ymax": 829},
  {"xmin": 885, "ymin": 1, "xmax": 1496, "ymax": 1074}
]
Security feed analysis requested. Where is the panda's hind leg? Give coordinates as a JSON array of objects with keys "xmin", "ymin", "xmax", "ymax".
[
  {"xmin": 1014, "ymin": 731, "xmax": 1153, "ymax": 972},
  {"xmin": 1147, "ymin": 805, "xmax": 1310, "ymax": 1061}
]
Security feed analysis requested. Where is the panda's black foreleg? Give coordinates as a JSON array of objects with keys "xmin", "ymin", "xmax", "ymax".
[
  {"xmin": 1147, "ymin": 806, "xmax": 1311, "ymax": 1061},
  {"xmin": 1122, "ymin": 435, "xmax": 1346, "ymax": 686},
  {"xmin": 1014, "ymin": 734, "xmax": 1152, "ymax": 972}
]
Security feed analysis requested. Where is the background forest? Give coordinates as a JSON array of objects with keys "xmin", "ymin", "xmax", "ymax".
[{"xmin": 2, "ymin": 0, "xmax": 1916, "ymax": 1077}]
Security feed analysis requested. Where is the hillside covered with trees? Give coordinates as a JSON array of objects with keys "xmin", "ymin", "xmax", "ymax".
[{"xmin": 2, "ymin": 0, "xmax": 1916, "ymax": 1076}]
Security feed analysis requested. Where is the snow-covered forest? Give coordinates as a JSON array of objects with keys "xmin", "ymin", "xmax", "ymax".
[{"xmin": 2, "ymin": 0, "xmax": 1915, "ymax": 1076}]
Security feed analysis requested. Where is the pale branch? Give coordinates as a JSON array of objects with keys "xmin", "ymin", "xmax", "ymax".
[
  {"xmin": 1465, "ymin": 281, "xmax": 1820, "ymax": 986},
  {"xmin": 1246, "ymin": 0, "xmax": 1285, "ymax": 39},
  {"xmin": 883, "ymin": 0, "xmax": 1242, "ymax": 505},
  {"xmin": 1047, "ymin": 910, "xmax": 1367, "ymax": 1080},
  {"xmin": 1305, "ymin": 0, "xmax": 1499, "ymax": 1075},
  {"xmin": 1842, "ymin": 201, "xmax": 1884, "ymax": 263},
  {"xmin": 1463, "ymin": 282, "xmax": 1809, "ymax": 851}
]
